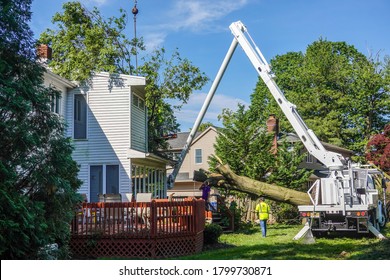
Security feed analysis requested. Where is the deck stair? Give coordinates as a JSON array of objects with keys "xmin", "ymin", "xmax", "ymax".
[
  {"xmin": 206, "ymin": 195, "xmax": 235, "ymax": 233},
  {"xmin": 211, "ymin": 211, "xmax": 233, "ymax": 233}
]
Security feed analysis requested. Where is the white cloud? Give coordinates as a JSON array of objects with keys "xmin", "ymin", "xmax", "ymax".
[
  {"xmin": 169, "ymin": 0, "xmax": 249, "ymax": 32},
  {"xmin": 143, "ymin": 32, "xmax": 167, "ymax": 51},
  {"xmin": 142, "ymin": 0, "xmax": 250, "ymax": 49},
  {"xmin": 173, "ymin": 92, "xmax": 250, "ymax": 131},
  {"xmin": 80, "ymin": 0, "xmax": 108, "ymax": 7}
]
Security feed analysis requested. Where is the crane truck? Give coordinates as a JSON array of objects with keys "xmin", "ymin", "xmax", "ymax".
[{"xmin": 167, "ymin": 21, "xmax": 388, "ymax": 239}]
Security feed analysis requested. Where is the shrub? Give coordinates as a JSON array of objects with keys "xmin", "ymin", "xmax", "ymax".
[
  {"xmin": 203, "ymin": 223, "xmax": 223, "ymax": 244},
  {"xmin": 270, "ymin": 201, "xmax": 300, "ymax": 224}
]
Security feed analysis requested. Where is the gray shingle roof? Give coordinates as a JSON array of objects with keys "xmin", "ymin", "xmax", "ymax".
[
  {"xmin": 167, "ymin": 131, "xmax": 202, "ymax": 150},
  {"xmin": 278, "ymin": 132, "xmax": 353, "ymax": 155}
]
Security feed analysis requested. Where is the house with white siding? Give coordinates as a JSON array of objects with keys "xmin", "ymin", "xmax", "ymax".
[{"xmin": 43, "ymin": 66, "xmax": 168, "ymax": 203}]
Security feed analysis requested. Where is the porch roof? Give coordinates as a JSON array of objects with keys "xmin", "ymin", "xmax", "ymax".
[{"xmin": 128, "ymin": 149, "xmax": 171, "ymax": 165}]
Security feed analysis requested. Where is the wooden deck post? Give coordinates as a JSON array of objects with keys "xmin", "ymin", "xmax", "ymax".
[{"xmin": 150, "ymin": 200, "xmax": 157, "ymax": 238}]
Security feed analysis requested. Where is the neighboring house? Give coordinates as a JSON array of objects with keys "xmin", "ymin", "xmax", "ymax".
[
  {"xmin": 41, "ymin": 47, "xmax": 169, "ymax": 202},
  {"xmin": 166, "ymin": 126, "xmax": 219, "ymax": 197},
  {"xmin": 279, "ymin": 132, "xmax": 354, "ymax": 187}
]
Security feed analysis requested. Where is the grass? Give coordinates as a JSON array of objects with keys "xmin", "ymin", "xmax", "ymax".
[{"xmin": 177, "ymin": 223, "xmax": 390, "ymax": 260}]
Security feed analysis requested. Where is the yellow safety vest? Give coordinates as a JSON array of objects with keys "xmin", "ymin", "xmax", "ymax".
[{"xmin": 256, "ymin": 202, "xmax": 270, "ymax": 220}]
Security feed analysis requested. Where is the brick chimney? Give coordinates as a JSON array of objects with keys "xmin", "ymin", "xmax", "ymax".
[
  {"xmin": 266, "ymin": 114, "xmax": 279, "ymax": 154},
  {"xmin": 37, "ymin": 44, "xmax": 52, "ymax": 61}
]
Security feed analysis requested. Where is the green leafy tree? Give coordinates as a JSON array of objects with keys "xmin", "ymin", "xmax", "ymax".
[
  {"xmin": 209, "ymin": 104, "xmax": 275, "ymax": 181},
  {"xmin": 39, "ymin": 1, "xmax": 209, "ymax": 153},
  {"xmin": 266, "ymin": 141, "xmax": 311, "ymax": 191},
  {"xmin": 197, "ymin": 122, "xmax": 214, "ymax": 132},
  {"xmin": 249, "ymin": 51, "xmax": 304, "ymax": 128},
  {"xmin": 251, "ymin": 39, "xmax": 390, "ymax": 158},
  {"xmin": 39, "ymin": 1, "xmax": 143, "ymax": 81},
  {"xmin": 265, "ymin": 141, "xmax": 312, "ymax": 224},
  {"xmin": 212, "ymin": 104, "xmax": 311, "ymax": 185},
  {"xmin": 0, "ymin": 0, "xmax": 81, "ymax": 259},
  {"xmin": 137, "ymin": 48, "xmax": 209, "ymax": 152}
]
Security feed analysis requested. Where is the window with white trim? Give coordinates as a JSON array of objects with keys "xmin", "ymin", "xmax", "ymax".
[
  {"xmin": 132, "ymin": 93, "xmax": 145, "ymax": 111},
  {"xmin": 74, "ymin": 94, "xmax": 87, "ymax": 139},
  {"xmin": 195, "ymin": 149, "xmax": 202, "ymax": 164},
  {"xmin": 306, "ymin": 153, "xmax": 314, "ymax": 163},
  {"xmin": 90, "ymin": 164, "xmax": 119, "ymax": 202},
  {"xmin": 50, "ymin": 94, "xmax": 61, "ymax": 114}
]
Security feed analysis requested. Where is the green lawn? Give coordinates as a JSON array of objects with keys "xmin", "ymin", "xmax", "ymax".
[{"xmin": 177, "ymin": 224, "xmax": 390, "ymax": 260}]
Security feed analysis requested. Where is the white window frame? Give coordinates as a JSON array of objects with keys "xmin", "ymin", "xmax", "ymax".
[
  {"xmin": 195, "ymin": 148, "xmax": 202, "ymax": 164},
  {"xmin": 50, "ymin": 94, "xmax": 61, "ymax": 114},
  {"xmin": 306, "ymin": 153, "xmax": 314, "ymax": 163},
  {"xmin": 132, "ymin": 93, "xmax": 145, "ymax": 111},
  {"xmin": 89, "ymin": 163, "xmax": 120, "ymax": 195},
  {"xmin": 73, "ymin": 93, "xmax": 88, "ymax": 140}
]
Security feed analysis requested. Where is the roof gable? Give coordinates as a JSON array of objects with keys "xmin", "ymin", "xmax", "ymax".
[
  {"xmin": 192, "ymin": 126, "xmax": 218, "ymax": 146},
  {"xmin": 167, "ymin": 126, "xmax": 218, "ymax": 150}
]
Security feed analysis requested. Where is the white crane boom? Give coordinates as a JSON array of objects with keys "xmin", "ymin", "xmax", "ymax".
[
  {"xmin": 229, "ymin": 21, "xmax": 344, "ymax": 170},
  {"xmin": 168, "ymin": 20, "xmax": 344, "ymax": 189}
]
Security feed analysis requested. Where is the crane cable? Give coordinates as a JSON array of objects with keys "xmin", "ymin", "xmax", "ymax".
[{"xmin": 132, "ymin": 0, "xmax": 139, "ymax": 70}]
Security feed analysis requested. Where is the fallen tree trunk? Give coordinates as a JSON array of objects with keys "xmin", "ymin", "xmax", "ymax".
[{"xmin": 194, "ymin": 164, "xmax": 311, "ymax": 206}]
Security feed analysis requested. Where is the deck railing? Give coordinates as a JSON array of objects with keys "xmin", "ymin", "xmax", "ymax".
[{"xmin": 71, "ymin": 199, "xmax": 205, "ymax": 239}]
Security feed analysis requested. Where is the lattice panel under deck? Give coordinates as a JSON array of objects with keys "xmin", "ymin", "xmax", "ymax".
[
  {"xmin": 156, "ymin": 237, "xmax": 194, "ymax": 258},
  {"xmin": 70, "ymin": 233, "xmax": 204, "ymax": 259}
]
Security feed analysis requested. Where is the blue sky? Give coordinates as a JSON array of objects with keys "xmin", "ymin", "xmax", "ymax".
[{"xmin": 31, "ymin": 0, "xmax": 390, "ymax": 131}]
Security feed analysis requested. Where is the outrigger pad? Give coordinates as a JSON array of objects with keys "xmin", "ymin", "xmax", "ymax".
[
  {"xmin": 293, "ymin": 223, "xmax": 316, "ymax": 244},
  {"xmin": 301, "ymin": 229, "xmax": 316, "ymax": 244},
  {"xmin": 293, "ymin": 223, "xmax": 311, "ymax": 241}
]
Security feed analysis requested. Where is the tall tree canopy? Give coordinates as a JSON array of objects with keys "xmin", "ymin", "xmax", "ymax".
[
  {"xmin": 251, "ymin": 39, "xmax": 390, "ymax": 160},
  {"xmin": 137, "ymin": 48, "xmax": 209, "ymax": 151},
  {"xmin": 210, "ymin": 104, "xmax": 275, "ymax": 181},
  {"xmin": 197, "ymin": 122, "xmax": 214, "ymax": 132},
  {"xmin": 0, "ymin": 0, "xmax": 81, "ymax": 259},
  {"xmin": 210, "ymin": 104, "xmax": 311, "ymax": 190},
  {"xmin": 39, "ymin": 1, "xmax": 209, "ymax": 152},
  {"xmin": 39, "ymin": 1, "xmax": 142, "ymax": 81}
]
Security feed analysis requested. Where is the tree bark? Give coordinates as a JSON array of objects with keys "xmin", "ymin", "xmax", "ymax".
[{"xmin": 194, "ymin": 164, "xmax": 311, "ymax": 206}]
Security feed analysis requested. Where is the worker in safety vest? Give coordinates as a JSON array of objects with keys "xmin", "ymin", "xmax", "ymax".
[{"xmin": 255, "ymin": 197, "xmax": 270, "ymax": 237}]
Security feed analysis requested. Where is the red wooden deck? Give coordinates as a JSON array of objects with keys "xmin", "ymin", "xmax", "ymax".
[{"xmin": 70, "ymin": 199, "xmax": 205, "ymax": 258}]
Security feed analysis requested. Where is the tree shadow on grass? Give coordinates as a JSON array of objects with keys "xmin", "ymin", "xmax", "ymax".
[
  {"xmin": 189, "ymin": 239, "xmax": 390, "ymax": 260},
  {"xmin": 181, "ymin": 224, "xmax": 390, "ymax": 260}
]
